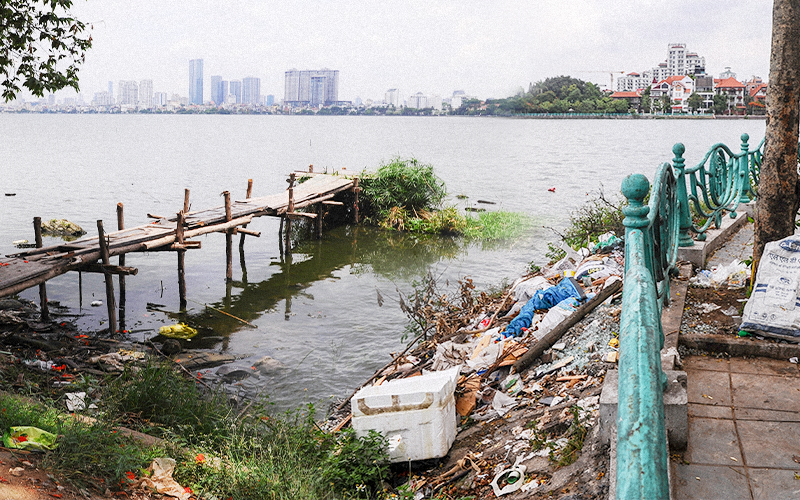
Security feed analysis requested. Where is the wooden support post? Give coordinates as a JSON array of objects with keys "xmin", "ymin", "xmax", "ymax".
[
  {"xmin": 315, "ymin": 204, "xmax": 324, "ymax": 239},
  {"xmin": 96, "ymin": 220, "xmax": 117, "ymax": 334},
  {"xmin": 309, "ymin": 164, "xmax": 314, "ymax": 173},
  {"xmin": 33, "ymin": 217, "xmax": 49, "ymax": 322},
  {"xmin": 285, "ymin": 173, "xmax": 296, "ymax": 254},
  {"xmin": 224, "ymin": 191, "xmax": 233, "ymax": 281},
  {"xmin": 183, "ymin": 188, "xmax": 190, "ymax": 213},
  {"xmin": 240, "ymin": 179, "xmax": 253, "ymax": 250},
  {"xmin": 177, "ymin": 211, "xmax": 187, "ymax": 310},
  {"xmin": 116, "ymin": 203, "xmax": 126, "ymax": 331},
  {"xmin": 353, "ymin": 177, "xmax": 360, "ymax": 224}
]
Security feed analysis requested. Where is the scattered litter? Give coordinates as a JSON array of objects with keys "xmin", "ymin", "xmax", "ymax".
[
  {"xmin": 133, "ymin": 458, "xmax": 190, "ymax": 500},
  {"xmin": 158, "ymin": 323, "xmax": 198, "ymax": 339},
  {"xmin": 9, "ymin": 467, "xmax": 23, "ymax": 476},
  {"xmin": 492, "ymin": 390, "xmax": 518, "ymax": 416},
  {"xmin": 552, "ymin": 342, "xmax": 566, "ymax": 351},
  {"xmin": 490, "ymin": 457, "xmax": 526, "ymax": 496},
  {"xmin": 605, "ymin": 351, "xmax": 619, "ymax": 363},
  {"xmin": 722, "ymin": 306, "xmax": 739, "ymax": 316},
  {"xmin": 90, "ymin": 300, "xmax": 103, "ymax": 307},
  {"xmin": 790, "ymin": 357, "xmax": 798, "ymax": 364},
  {"xmin": 65, "ymin": 392, "xmax": 98, "ymax": 412},
  {"xmin": 697, "ymin": 303, "xmax": 721, "ymax": 314},
  {"xmin": 3, "ymin": 426, "xmax": 58, "ymax": 451}
]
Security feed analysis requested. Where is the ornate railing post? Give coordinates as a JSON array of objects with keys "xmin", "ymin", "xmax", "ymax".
[
  {"xmin": 672, "ymin": 143, "xmax": 693, "ymax": 247},
  {"xmin": 617, "ymin": 173, "xmax": 670, "ymax": 500},
  {"xmin": 739, "ymin": 133, "xmax": 751, "ymax": 204}
]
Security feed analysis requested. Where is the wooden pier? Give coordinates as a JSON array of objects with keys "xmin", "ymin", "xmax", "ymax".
[{"xmin": 0, "ymin": 171, "xmax": 358, "ymax": 333}]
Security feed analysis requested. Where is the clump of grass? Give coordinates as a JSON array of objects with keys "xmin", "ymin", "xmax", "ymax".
[
  {"xmin": 463, "ymin": 211, "xmax": 530, "ymax": 241},
  {"xmin": 101, "ymin": 362, "xmax": 390, "ymax": 499},
  {"xmin": 562, "ymin": 188, "xmax": 625, "ymax": 249},
  {"xmin": 361, "ymin": 157, "xmax": 446, "ymax": 217},
  {"xmin": 0, "ymin": 393, "xmax": 164, "ymax": 488}
]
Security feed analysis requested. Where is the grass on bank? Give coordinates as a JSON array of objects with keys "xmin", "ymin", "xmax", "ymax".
[
  {"xmin": 0, "ymin": 362, "xmax": 390, "ymax": 500},
  {"xmin": 360, "ymin": 158, "xmax": 530, "ymax": 241}
]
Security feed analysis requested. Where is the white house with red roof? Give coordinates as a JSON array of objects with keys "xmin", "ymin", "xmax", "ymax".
[
  {"xmin": 714, "ymin": 77, "xmax": 746, "ymax": 114},
  {"xmin": 650, "ymin": 75, "xmax": 694, "ymax": 113}
]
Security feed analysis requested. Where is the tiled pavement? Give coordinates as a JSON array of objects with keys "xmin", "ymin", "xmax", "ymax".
[{"xmin": 673, "ymin": 355, "xmax": 800, "ymax": 500}]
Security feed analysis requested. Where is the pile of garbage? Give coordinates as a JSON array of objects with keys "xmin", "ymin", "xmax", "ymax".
[{"xmin": 334, "ymin": 235, "xmax": 626, "ymax": 498}]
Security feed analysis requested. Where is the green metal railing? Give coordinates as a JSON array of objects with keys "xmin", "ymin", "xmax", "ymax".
[
  {"xmin": 615, "ymin": 133, "xmax": 762, "ymax": 498},
  {"xmin": 676, "ymin": 133, "xmax": 764, "ymax": 245}
]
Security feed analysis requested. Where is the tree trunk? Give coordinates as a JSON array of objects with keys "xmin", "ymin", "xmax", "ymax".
[{"xmin": 754, "ymin": 0, "xmax": 800, "ymax": 274}]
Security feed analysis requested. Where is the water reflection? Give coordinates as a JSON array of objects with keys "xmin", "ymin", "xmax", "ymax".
[{"xmin": 154, "ymin": 224, "xmax": 471, "ymax": 348}]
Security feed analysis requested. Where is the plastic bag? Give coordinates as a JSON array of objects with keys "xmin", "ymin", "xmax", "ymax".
[
  {"xmin": 503, "ymin": 278, "xmax": 585, "ymax": 337},
  {"xmin": 3, "ymin": 426, "xmax": 58, "ymax": 451},
  {"xmin": 741, "ymin": 237, "xmax": 800, "ymax": 338},
  {"xmin": 158, "ymin": 323, "xmax": 198, "ymax": 339}
]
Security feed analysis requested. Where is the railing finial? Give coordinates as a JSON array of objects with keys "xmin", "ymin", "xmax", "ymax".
[
  {"xmin": 622, "ymin": 174, "xmax": 650, "ymax": 230},
  {"xmin": 672, "ymin": 142, "xmax": 694, "ymax": 247},
  {"xmin": 739, "ymin": 134, "xmax": 752, "ymax": 203}
]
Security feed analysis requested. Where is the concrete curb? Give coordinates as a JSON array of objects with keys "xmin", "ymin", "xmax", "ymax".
[
  {"xmin": 680, "ymin": 332, "xmax": 800, "ymax": 359},
  {"xmin": 677, "ymin": 203, "xmax": 754, "ymax": 268}
]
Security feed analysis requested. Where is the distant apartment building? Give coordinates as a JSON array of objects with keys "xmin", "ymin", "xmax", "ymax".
[
  {"xmin": 153, "ymin": 92, "xmax": 168, "ymax": 107},
  {"xmin": 139, "ymin": 79, "xmax": 153, "ymax": 108},
  {"xmin": 117, "ymin": 80, "xmax": 138, "ymax": 106},
  {"xmin": 616, "ymin": 72, "xmax": 651, "ymax": 92},
  {"xmin": 407, "ymin": 92, "xmax": 427, "ymax": 109},
  {"xmin": 210, "ymin": 75, "xmax": 223, "ymax": 105},
  {"xmin": 242, "ymin": 77, "xmax": 261, "ymax": 105},
  {"xmin": 229, "ymin": 80, "xmax": 242, "ymax": 104},
  {"xmin": 385, "ymin": 88, "xmax": 401, "ymax": 107},
  {"xmin": 719, "ymin": 67, "xmax": 737, "ymax": 80},
  {"xmin": 92, "ymin": 91, "xmax": 114, "ymax": 106},
  {"xmin": 266, "ymin": 94, "xmax": 275, "ymax": 106},
  {"xmin": 284, "ymin": 69, "xmax": 339, "ymax": 107},
  {"xmin": 189, "ymin": 59, "xmax": 204, "ymax": 105}
]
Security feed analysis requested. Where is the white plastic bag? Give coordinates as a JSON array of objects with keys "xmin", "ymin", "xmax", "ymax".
[{"xmin": 741, "ymin": 237, "xmax": 800, "ymax": 339}]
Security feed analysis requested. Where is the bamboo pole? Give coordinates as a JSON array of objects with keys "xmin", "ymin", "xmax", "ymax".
[
  {"xmin": 353, "ymin": 177, "xmax": 360, "ymax": 223},
  {"xmin": 285, "ymin": 173, "xmax": 295, "ymax": 254},
  {"xmin": 33, "ymin": 217, "xmax": 49, "ymax": 322},
  {"xmin": 240, "ymin": 179, "xmax": 253, "ymax": 250},
  {"xmin": 177, "ymin": 211, "xmax": 187, "ymax": 310},
  {"xmin": 224, "ymin": 191, "xmax": 233, "ymax": 281},
  {"xmin": 183, "ymin": 189, "xmax": 190, "ymax": 213},
  {"xmin": 96, "ymin": 220, "xmax": 117, "ymax": 334},
  {"xmin": 116, "ymin": 203, "xmax": 126, "ymax": 331}
]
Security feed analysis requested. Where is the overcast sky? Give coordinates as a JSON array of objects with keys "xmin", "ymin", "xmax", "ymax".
[{"xmin": 59, "ymin": 0, "xmax": 773, "ymax": 102}]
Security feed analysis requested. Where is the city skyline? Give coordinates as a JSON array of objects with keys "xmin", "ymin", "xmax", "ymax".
[{"xmin": 21, "ymin": 0, "xmax": 772, "ymax": 104}]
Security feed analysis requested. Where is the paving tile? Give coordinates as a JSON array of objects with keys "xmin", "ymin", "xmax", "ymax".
[
  {"xmin": 687, "ymin": 369, "xmax": 732, "ymax": 406},
  {"xmin": 731, "ymin": 372, "xmax": 800, "ymax": 413},
  {"xmin": 736, "ymin": 407, "xmax": 800, "ymax": 422},
  {"xmin": 672, "ymin": 463, "xmax": 750, "ymax": 500},
  {"xmin": 737, "ymin": 420, "xmax": 800, "ymax": 468},
  {"xmin": 686, "ymin": 417, "xmax": 742, "ymax": 465},
  {"xmin": 689, "ymin": 403, "xmax": 733, "ymax": 419},
  {"xmin": 729, "ymin": 356, "xmax": 800, "ymax": 377},
  {"xmin": 748, "ymin": 468, "xmax": 800, "ymax": 500},
  {"xmin": 683, "ymin": 355, "xmax": 731, "ymax": 373}
]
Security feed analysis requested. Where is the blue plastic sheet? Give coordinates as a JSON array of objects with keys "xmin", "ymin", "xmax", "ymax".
[{"xmin": 503, "ymin": 277, "xmax": 584, "ymax": 337}]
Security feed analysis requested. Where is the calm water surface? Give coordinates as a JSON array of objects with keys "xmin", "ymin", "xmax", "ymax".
[{"xmin": 0, "ymin": 115, "xmax": 766, "ymax": 409}]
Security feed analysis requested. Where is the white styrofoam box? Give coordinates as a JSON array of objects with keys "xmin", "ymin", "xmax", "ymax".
[{"xmin": 351, "ymin": 366, "xmax": 460, "ymax": 463}]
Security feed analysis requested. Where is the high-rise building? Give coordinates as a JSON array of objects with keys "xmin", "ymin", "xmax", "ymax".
[
  {"xmin": 385, "ymin": 89, "xmax": 401, "ymax": 107},
  {"xmin": 242, "ymin": 77, "xmax": 261, "ymax": 105},
  {"xmin": 153, "ymin": 92, "xmax": 168, "ymax": 107},
  {"xmin": 210, "ymin": 75, "xmax": 223, "ymax": 105},
  {"xmin": 92, "ymin": 91, "xmax": 113, "ymax": 106},
  {"xmin": 284, "ymin": 69, "xmax": 339, "ymax": 106},
  {"xmin": 108, "ymin": 81, "xmax": 113, "ymax": 98},
  {"xmin": 229, "ymin": 80, "xmax": 242, "ymax": 104},
  {"xmin": 189, "ymin": 59, "xmax": 204, "ymax": 105},
  {"xmin": 221, "ymin": 80, "xmax": 229, "ymax": 103},
  {"xmin": 117, "ymin": 80, "xmax": 138, "ymax": 105},
  {"xmin": 266, "ymin": 94, "xmax": 275, "ymax": 106},
  {"xmin": 139, "ymin": 79, "xmax": 153, "ymax": 108}
]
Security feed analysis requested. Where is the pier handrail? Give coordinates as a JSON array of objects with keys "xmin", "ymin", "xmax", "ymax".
[
  {"xmin": 616, "ymin": 166, "xmax": 679, "ymax": 499},
  {"xmin": 675, "ymin": 134, "xmax": 764, "ymax": 245}
]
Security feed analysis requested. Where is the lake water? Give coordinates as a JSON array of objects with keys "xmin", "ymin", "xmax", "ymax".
[{"xmin": 0, "ymin": 115, "xmax": 766, "ymax": 409}]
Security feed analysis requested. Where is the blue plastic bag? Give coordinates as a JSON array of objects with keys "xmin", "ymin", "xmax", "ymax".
[{"xmin": 503, "ymin": 277, "xmax": 585, "ymax": 337}]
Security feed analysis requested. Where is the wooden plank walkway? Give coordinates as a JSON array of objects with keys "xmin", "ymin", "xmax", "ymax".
[{"xmin": 0, "ymin": 173, "xmax": 355, "ymax": 299}]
